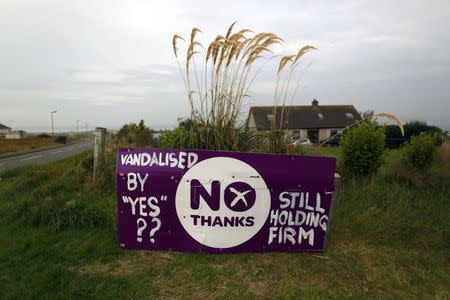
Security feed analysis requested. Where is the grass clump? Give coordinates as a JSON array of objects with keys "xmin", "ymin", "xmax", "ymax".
[
  {"xmin": 14, "ymin": 199, "xmax": 113, "ymax": 232},
  {"xmin": 157, "ymin": 119, "xmax": 261, "ymax": 151},
  {"xmin": 340, "ymin": 122, "xmax": 385, "ymax": 176}
]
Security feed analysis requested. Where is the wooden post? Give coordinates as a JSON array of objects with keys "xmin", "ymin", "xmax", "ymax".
[{"xmin": 93, "ymin": 127, "xmax": 106, "ymax": 184}]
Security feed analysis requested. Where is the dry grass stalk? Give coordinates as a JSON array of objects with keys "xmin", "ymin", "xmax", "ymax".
[
  {"xmin": 273, "ymin": 45, "xmax": 317, "ymax": 131},
  {"xmin": 373, "ymin": 112, "xmax": 405, "ymax": 136},
  {"xmin": 173, "ymin": 23, "xmax": 283, "ymax": 128}
]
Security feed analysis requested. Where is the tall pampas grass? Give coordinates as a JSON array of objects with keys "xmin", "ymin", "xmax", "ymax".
[
  {"xmin": 172, "ymin": 22, "xmax": 317, "ymax": 151},
  {"xmin": 173, "ymin": 23, "xmax": 284, "ymax": 128}
]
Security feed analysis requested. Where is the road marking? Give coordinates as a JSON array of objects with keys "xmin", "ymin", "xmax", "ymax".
[
  {"xmin": 21, "ymin": 155, "xmax": 42, "ymax": 161},
  {"xmin": 51, "ymin": 150, "xmax": 65, "ymax": 154}
]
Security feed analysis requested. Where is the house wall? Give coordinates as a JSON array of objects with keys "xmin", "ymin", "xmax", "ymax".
[
  {"xmin": 300, "ymin": 130, "xmax": 308, "ymax": 139},
  {"xmin": 5, "ymin": 132, "xmax": 24, "ymax": 139},
  {"xmin": 0, "ymin": 129, "xmax": 11, "ymax": 134},
  {"xmin": 284, "ymin": 130, "xmax": 293, "ymax": 139},
  {"xmin": 284, "ymin": 130, "xmax": 308, "ymax": 140},
  {"xmin": 247, "ymin": 113, "xmax": 257, "ymax": 130},
  {"xmin": 255, "ymin": 127, "xmax": 340, "ymax": 144},
  {"xmin": 282, "ymin": 128, "xmax": 332, "ymax": 142},
  {"xmin": 319, "ymin": 129, "xmax": 331, "ymax": 142}
]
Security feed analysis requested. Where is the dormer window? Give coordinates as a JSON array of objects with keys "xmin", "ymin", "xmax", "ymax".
[
  {"xmin": 345, "ymin": 112, "xmax": 354, "ymax": 119},
  {"xmin": 317, "ymin": 113, "xmax": 324, "ymax": 120}
]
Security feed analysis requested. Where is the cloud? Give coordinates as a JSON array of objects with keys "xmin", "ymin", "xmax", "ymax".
[{"xmin": 0, "ymin": 0, "xmax": 449, "ymax": 131}]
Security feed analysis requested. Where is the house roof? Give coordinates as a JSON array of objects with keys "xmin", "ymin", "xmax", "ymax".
[
  {"xmin": 247, "ymin": 104, "xmax": 362, "ymax": 130},
  {"xmin": 0, "ymin": 123, "xmax": 11, "ymax": 130}
]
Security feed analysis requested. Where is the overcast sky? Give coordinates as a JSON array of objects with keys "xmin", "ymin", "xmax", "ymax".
[{"xmin": 1, "ymin": 0, "xmax": 449, "ymax": 132}]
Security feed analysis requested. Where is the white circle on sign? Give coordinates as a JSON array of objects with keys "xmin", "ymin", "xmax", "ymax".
[{"xmin": 175, "ymin": 157, "xmax": 271, "ymax": 248}]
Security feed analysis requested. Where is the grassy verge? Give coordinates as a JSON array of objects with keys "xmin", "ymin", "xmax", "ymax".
[
  {"xmin": 0, "ymin": 137, "xmax": 58, "ymax": 154},
  {"xmin": 0, "ymin": 134, "xmax": 87, "ymax": 155},
  {"xmin": 0, "ymin": 147, "xmax": 448, "ymax": 298}
]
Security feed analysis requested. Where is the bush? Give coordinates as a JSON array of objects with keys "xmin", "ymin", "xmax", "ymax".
[
  {"xmin": 401, "ymin": 132, "xmax": 437, "ymax": 170},
  {"xmin": 117, "ymin": 119, "xmax": 153, "ymax": 147},
  {"xmin": 37, "ymin": 133, "xmax": 50, "ymax": 138},
  {"xmin": 54, "ymin": 135, "xmax": 67, "ymax": 144},
  {"xmin": 340, "ymin": 122, "xmax": 385, "ymax": 176}
]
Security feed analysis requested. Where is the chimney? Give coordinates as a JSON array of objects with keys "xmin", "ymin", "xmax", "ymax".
[{"xmin": 312, "ymin": 99, "xmax": 319, "ymax": 108}]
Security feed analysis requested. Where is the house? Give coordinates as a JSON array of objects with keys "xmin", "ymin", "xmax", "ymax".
[
  {"xmin": 246, "ymin": 99, "xmax": 362, "ymax": 144},
  {"xmin": 0, "ymin": 123, "xmax": 12, "ymax": 135},
  {"xmin": 5, "ymin": 130, "xmax": 26, "ymax": 139}
]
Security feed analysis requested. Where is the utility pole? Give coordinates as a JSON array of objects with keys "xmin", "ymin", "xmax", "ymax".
[
  {"xmin": 51, "ymin": 110, "xmax": 57, "ymax": 135},
  {"xmin": 76, "ymin": 120, "xmax": 80, "ymax": 133}
]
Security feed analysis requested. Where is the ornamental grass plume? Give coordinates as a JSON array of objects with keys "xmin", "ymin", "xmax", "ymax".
[{"xmin": 172, "ymin": 22, "xmax": 317, "ymax": 151}]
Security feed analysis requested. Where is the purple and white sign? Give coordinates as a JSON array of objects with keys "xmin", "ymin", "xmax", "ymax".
[{"xmin": 116, "ymin": 148, "xmax": 336, "ymax": 253}]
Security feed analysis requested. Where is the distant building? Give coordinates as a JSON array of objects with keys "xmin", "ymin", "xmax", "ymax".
[
  {"xmin": 5, "ymin": 130, "xmax": 26, "ymax": 139},
  {"xmin": 246, "ymin": 99, "xmax": 362, "ymax": 144},
  {"xmin": 0, "ymin": 123, "xmax": 12, "ymax": 134}
]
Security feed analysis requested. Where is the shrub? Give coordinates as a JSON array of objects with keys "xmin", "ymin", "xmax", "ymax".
[
  {"xmin": 54, "ymin": 135, "xmax": 67, "ymax": 144},
  {"xmin": 37, "ymin": 133, "xmax": 50, "ymax": 138},
  {"xmin": 401, "ymin": 132, "xmax": 437, "ymax": 170},
  {"xmin": 117, "ymin": 119, "xmax": 153, "ymax": 147},
  {"xmin": 340, "ymin": 122, "xmax": 385, "ymax": 176}
]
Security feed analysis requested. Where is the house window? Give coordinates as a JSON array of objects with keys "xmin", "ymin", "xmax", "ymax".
[
  {"xmin": 345, "ymin": 112, "xmax": 354, "ymax": 119},
  {"xmin": 330, "ymin": 129, "xmax": 338, "ymax": 136},
  {"xmin": 267, "ymin": 114, "xmax": 274, "ymax": 121},
  {"xmin": 317, "ymin": 113, "xmax": 324, "ymax": 120},
  {"xmin": 293, "ymin": 130, "xmax": 300, "ymax": 139}
]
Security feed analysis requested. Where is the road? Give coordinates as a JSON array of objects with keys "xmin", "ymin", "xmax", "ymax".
[{"xmin": 0, "ymin": 138, "xmax": 94, "ymax": 171}]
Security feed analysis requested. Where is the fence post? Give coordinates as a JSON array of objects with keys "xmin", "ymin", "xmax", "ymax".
[{"xmin": 93, "ymin": 127, "xmax": 106, "ymax": 184}]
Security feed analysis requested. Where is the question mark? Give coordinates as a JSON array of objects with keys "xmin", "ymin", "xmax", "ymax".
[
  {"xmin": 136, "ymin": 218, "xmax": 147, "ymax": 243},
  {"xmin": 149, "ymin": 218, "xmax": 161, "ymax": 243}
]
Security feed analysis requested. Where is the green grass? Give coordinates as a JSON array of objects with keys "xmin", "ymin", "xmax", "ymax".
[{"xmin": 0, "ymin": 148, "xmax": 449, "ymax": 299}]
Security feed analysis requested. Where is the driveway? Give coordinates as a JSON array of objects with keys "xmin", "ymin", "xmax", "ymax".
[{"xmin": 0, "ymin": 138, "xmax": 94, "ymax": 171}]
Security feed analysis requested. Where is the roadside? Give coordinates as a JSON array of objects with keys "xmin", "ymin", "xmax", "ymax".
[
  {"xmin": 0, "ymin": 139, "xmax": 89, "ymax": 160},
  {"xmin": 0, "ymin": 134, "xmax": 88, "ymax": 158},
  {"xmin": 0, "ymin": 138, "xmax": 94, "ymax": 171}
]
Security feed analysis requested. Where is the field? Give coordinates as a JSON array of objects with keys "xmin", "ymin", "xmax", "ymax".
[{"xmin": 0, "ymin": 146, "xmax": 448, "ymax": 299}]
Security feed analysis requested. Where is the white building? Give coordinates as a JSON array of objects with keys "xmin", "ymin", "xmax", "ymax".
[
  {"xmin": 5, "ymin": 130, "xmax": 26, "ymax": 139},
  {"xmin": 0, "ymin": 123, "xmax": 12, "ymax": 135}
]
